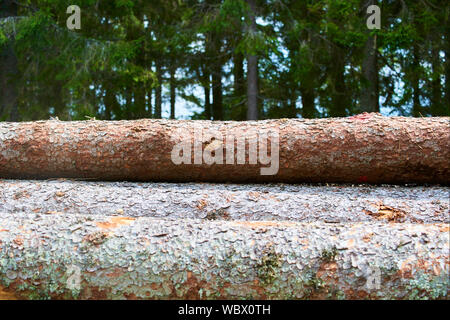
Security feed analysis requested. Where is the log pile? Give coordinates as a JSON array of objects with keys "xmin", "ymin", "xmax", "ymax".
[
  {"xmin": 0, "ymin": 114, "xmax": 448, "ymax": 184},
  {"xmin": 0, "ymin": 114, "xmax": 448, "ymax": 299}
]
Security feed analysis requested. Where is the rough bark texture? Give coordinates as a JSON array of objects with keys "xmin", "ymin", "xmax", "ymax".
[
  {"xmin": 0, "ymin": 180, "xmax": 448, "ymax": 223},
  {"xmin": 0, "ymin": 212, "xmax": 448, "ymax": 300},
  {"xmin": 0, "ymin": 114, "xmax": 448, "ymax": 184}
]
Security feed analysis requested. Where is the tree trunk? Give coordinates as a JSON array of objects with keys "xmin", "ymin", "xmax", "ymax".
[
  {"xmin": 203, "ymin": 80, "xmax": 211, "ymax": 120},
  {"xmin": 155, "ymin": 62, "xmax": 163, "ymax": 119},
  {"xmin": 300, "ymin": 87, "xmax": 315, "ymax": 119},
  {"xmin": 0, "ymin": 0, "xmax": 19, "ymax": 121},
  {"xmin": 360, "ymin": 0, "xmax": 379, "ymax": 113},
  {"xmin": 125, "ymin": 87, "xmax": 133, "ymax": 119},
  {"xmin": 104, "ymin": 85, "xmax": 119, "ymax": 120},
  {"xmin": 443, "ymin": 19, "xmax": 450, "ymax": 115},
  {"xmin": 246, "ymin": 0, "xmax": 259, "ymax": 120},
  {"xmin": 169, "ymin": 67, "xmax": 176, "ymax": 120},
  {"xmin": 146, "ymin": 90, "xmax": 152, "ymax": 118},
  {"xmin": 133, "ymin": 88, "xmax": 144, "ymax": 119},
  {"xmin": 412, "ymin": 45, "xmax": 421, "ymax": 117},
  {"xmin": 211, "ymin": 38, "xmax": 223, "ymax": 121},
  {"xmin": 1, "ymin": 180, "xmax": 447, "ymax": 223},
  {"xmin": 360, "ymin": 34, "xmax": 379, "ymax": 112},
  {"xmin": 0, "ymin": 211, "xmax": 448, "ymax": 299},
  {"xmin": 430, "ymin": 45, "xmax": 445, "ymax": 116},
  {"xmin": 329, "ymin": 48, "xmax": 348, "ymax": 117},
  {"xmin": 0, "ymin": 114, "xmax": 448, "ymax": 184},
  {"xmin": 233, "ymin": 52, "xmax": 246, "ymax": 120}
]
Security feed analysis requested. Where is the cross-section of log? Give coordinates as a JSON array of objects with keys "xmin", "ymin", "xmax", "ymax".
[
  {"xmin": 0, "ymin": 114, "xmax": 448, "ymax": 184},
  {"xmin": 0, "ymin": 212, "xmax": 448, "ymax": 300},
  {"xmin": 1, "ymin": 180, "xmax": 448, "ymax": 223}
]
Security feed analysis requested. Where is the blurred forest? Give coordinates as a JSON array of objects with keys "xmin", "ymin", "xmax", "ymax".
[{"xmin": 0, "ymin": 0, "xmax": 449, "ymax": 121}]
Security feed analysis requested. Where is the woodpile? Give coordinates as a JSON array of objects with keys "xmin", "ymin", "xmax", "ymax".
[{"xmin": 0, "ymin": 115, "xmax": 448, "ymax": 299}]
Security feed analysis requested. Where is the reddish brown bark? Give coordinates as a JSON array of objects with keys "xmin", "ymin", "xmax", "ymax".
[{"xmin": 0, "ymin": 113, "xmax": 448, "ymax": 184}]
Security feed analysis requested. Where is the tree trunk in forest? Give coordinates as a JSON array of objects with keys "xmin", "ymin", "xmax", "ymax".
[
  {"xmin": 134, "ymin": 86, "xmax": 146, "ymax": 119},
  {"xmin": 430, "ymin": 44, "xmax": 445, "ymax": 116},
  {"xmin": 444, "ymin": 18, "xmax": 450, "ymax": 115},
  {"xmin": 0, "ymin": 0, "xmax": 19, "ymax": 121},
  {"xmin": 104, "ymin": 85, "xmax": 120, "ymax": 120},
  {"xmin": 1, "ymin": 180, "xmax": 447, "ymax": 223},
  {"xmin": 169, "ymin": 67, "xmax": 176, "ymax": 120},
  {"xmin": 103, "ymin": 90, "xmax": 112, "ymax": 120},
  {"xmin": 211, "ymin": 38, "xmax": 223, "ymax": 121},
  {"xmin": 202, "ymin": 31, "xmax": 213, "ymax": 120},
  {"xmin": 155, "ymin": 62, "xmax": 163, "ymax": 119},
  {"xmin": 412, "ymin": 45, "xmax": 421, "ymax": 117},
  {"xmin": 300, "ymin": 87, "xmax": 315, "ymax": 119},
  {"xmin": 125, "ymin": 88, "xmax": 134, "ymax": 119},
  {"xmin": 145, "ymin": 90, "xmax": 152, "ymax": 118},
  {"xmin": 52, "ymin": 81, "xmax": 66, "ymax": 120},
  {"xmin": 360, "ymin": 34, "xmax": 379, "ymax": 113},
  {"xmin": 203, "ymin": 80, "xmax": 211, "ymax": 120},
  {"xmin": 0, "ymin": 211, "xmax": 448, "ymax": 300},
  {"xmin": 360, "ymin": 0, "xmax": 379, "ymax": 113},
  {"xmin": 288, "ymin": 94, "xmax": 297, "ymax": 118},
  {"xmin": 0, "ymin": 114, "xmax": 448, "ymax": 184},
  {"xmin": 233, "ymin": 53, "xmax": 246, "ymax": 120},
  {"xmin": 329, "ymin": 48, "xmax": 348, "ymax": 117},
  {"xmin": 246, "ymin": 0, "xmax": 259, "ymax": 121}
]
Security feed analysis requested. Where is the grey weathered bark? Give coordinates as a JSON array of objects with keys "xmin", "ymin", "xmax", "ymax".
[
  {"xmin": 0, "ymin": 212, "xmax": 448, "ymax": 299},
  {"xmin": 0, "ymin": 180, "xmax": 448, "ymax": 223},
  {"xmin": 246, "ymin": 0, "xmax": 259, "ymax": 121},
  {"xmin": 0, "ymin": 114, "xmax": 448, "ymax": 184},
  {"xmin": 0, "ymin": 0, "xmax": 19, "ymax": 121}
]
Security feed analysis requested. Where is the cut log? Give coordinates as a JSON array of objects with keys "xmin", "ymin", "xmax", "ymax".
[
  {"xmin": 0, "ymin": 212, "xmax": 448, "ymax": 300},
  {"xmin": 0, "ymin": 180, "xmax": 448, "ymax": 223},
  {"xmin": 0, "ymin": 114, "xmax": 448, "ymax": 184}
]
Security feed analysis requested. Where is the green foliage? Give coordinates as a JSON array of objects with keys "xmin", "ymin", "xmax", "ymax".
[{"xmin": 0, "ymin": 0, "xmax": 448, "ymax": 121}]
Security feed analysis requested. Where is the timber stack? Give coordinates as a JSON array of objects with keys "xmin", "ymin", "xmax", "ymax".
[{"xmin": 0, "ymin": 113, "xmax": 448, "ymax": 299}]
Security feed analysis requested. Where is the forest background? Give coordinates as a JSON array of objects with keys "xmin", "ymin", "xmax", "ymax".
[{"xmin": 0, "ymin": 0, "xmax": 448, "ymax": 121}]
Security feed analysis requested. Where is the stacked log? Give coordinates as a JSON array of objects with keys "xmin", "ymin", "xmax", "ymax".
[
  {"xmin": 0, "ymin": 210, "xmax": 448, "ymax": 299},
  {"xmin": 0, "ymin": 114, "xmax": 448, "ymax": 184},
  {"xmin": 0, "ymin": 115, "xmax": 448, "ymax": 299},
  {"xmin": 0, "ymin": 180, "xmax": 448, "ymax": 299}
]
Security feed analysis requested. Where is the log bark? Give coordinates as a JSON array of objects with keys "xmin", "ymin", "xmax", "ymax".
[
  {"xmin": 0, "ymin": 113, "xmax": 448, "ymax": 184},
  {"xmin": 0, "ymin": 212, "xmax": 448, "ymax": 300},
  {"xmin": 0, "ymin": 180, "xmax": 448, "ymax": 223}
]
